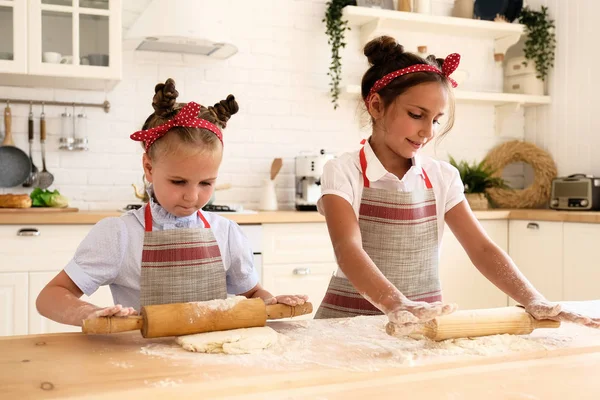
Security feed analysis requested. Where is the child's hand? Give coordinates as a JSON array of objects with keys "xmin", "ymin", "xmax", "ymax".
[
  {"xmin": 86, "ymin": 304, "xmax": 138, "ymax": 320},
  {"xmin": 386, "ymin": 300, "xmax": 457, "ymax": 336},
  {"xmin": 264, "ymin": 294, "xmax": 309, "ymax": 306},
  {"xmin": 524, "ymin": 299, "xmax": 600, "ymax": 328}
]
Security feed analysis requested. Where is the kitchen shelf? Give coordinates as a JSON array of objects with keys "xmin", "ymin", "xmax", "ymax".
[
  {"xmin": 343, "ymin": 85, "xmax": 550, "ymax": 136},
  {"xmin": 342, "ymin": 5, "xmax": 523, "ymax": 56},
  {"xmin": 343, "ymin": 85, "xmax": 550, "ymax": 107}
]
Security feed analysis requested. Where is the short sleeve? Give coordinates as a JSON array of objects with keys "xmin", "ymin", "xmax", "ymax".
[
  {"xmin": 225, "ymin": 222, "xmax": 259, "ymax": 295},
  {"xmin": 317, "ymin": 158, "xmax": 354, "ymax": 214},
  {"xmin": 64, "ymin": 217, "xmax": 128, "ymax": 296},
  {"xmin": 442, "ymin": 162, "xmax": 466, "ymax": 213}
]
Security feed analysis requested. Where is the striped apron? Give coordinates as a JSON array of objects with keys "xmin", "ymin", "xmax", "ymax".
[
  {"xmin": 139, "ymin": 204, "xmax": 227, "ymax": 306},
  {"xmin": 315, "ymin": 144, "xmax": 441, "ymax": 319}
]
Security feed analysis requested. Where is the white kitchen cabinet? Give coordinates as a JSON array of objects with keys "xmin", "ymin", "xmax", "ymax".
[
  {"xmin": 0, "ymin": 225, "xmax": 94, "ymax": 273},
  {"xmin": 262, "ymin": 223, "xmax": 337, "ymax": 318},
  {"xmin": 28, "ymin": 271, "xmax": 114, "ymax": 334},
  {"xmin": 508, "ymin": 220, "xmax": 563, "ymax": 303},
  {"xmin": 0, "ymin": 0, "xmax": 28, "ymax": 73},
  {"xmin": 439, "ymin": 220, "xmax": 509, "ymax": 310},
  {"xmin": 262, "ymin": 263, "xmax": 337, "ymax": 319},
  {"xmin": 0, "ymin": 0, "xmax": 122, "ymax": 89},
  {"xmin": 563, "ymin": 223, "xmax": 600, "ymax": 301},
  {"xmin": 0, "ymin": 273, "xmax": 29, "ymax": 336}
]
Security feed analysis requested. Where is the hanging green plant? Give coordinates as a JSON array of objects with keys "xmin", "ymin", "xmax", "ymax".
[
  {"xmin": 518, "ymin": 6, "xmax": 556, "ymax": 81},
  {"xmin": 323, "ymin": 0, "xmax": 355, "ymax": 109}
]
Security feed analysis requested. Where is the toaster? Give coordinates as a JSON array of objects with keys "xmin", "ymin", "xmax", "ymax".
[{"xmin": 550, "ymin": 174, "xmax": 600, "ymax": 211}]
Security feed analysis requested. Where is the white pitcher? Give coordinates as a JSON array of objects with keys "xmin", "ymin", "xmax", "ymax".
[{"xmin": 259, "ymin": 179, "xmax": 278, "ymax": 211}]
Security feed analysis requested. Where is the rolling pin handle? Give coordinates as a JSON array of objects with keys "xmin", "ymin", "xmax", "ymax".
[{"xmin": 82, "ymin": 316, "xmax": 144, "ymax": 334}]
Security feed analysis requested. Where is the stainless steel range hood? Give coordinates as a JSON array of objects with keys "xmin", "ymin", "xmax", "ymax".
[{"xmin": 125, "ymin": 0, "xmax": 238, "ymax": 59}]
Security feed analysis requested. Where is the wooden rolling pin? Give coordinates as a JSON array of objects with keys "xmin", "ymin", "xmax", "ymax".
[
  {"xmin": 83, "ymin": 298, "xmax": 313, "ymax": 338},
  {"xmin": 386, "ymin": 306, "xmax": 561, "ymax": 341}
]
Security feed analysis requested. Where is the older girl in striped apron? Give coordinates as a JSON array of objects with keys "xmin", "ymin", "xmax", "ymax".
[{"xmin": 315, "ymin": 36, "xmax": 600, "ymax": 331}]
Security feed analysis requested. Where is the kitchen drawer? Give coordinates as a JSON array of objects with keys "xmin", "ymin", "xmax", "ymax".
[
  {"xmin": 504, "ymin": 74, "xmax": 544, "ymax": 96},
  {"xmin": 262, "ymin": 262, "xmax": 337, "ymax": 319},
  {"xmin": 262, "ymin": 223, "xmax": 335, "ymax": 265},
  {"xmin": 504, "ymin": 57, "xmax": 536, "ymax": 77},
  {"xmin": 0, "ymin": 225, "xmax": 93, "ymax": 273}
]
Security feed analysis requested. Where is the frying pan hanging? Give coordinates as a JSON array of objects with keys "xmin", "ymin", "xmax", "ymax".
[{"xmin": 0, "ymin": 102, "xmax": 32, "ymax": 188}]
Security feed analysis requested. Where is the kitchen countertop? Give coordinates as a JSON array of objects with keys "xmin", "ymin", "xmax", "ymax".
[
  {"xmin": 1, "ymin": 306, "xmax": 600, "ymax": 399},
  {"xmin": 2, "ymin": 208, "xmax": 600, "ymax": 225}
]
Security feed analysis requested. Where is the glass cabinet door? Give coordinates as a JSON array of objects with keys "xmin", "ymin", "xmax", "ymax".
[
  {"xmin": 0, "ymin": 0, "xmax": 27, "ymax": 73},
  {"xmin": 28, "ymin": 0, "xmax": 120, "ymax": 80}
]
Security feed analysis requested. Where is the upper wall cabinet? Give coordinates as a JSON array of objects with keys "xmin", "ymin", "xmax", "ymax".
[
  {"xmin": 0, "ymin": 0, "xmax": 121, "ymax": 90},
  {"xmin": 0, "ymin": 0, "xmax": 28, "ymax": 74}
]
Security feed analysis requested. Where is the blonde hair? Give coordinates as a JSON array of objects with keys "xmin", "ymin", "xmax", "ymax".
[{"xmin": 140, "ymin": 78, "xmax": 239, "ymax": 159}]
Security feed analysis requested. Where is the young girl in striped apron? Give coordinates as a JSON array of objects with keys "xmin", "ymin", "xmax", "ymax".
[
  {"xmin": 37, "ymin": 78, "xmax": 307, "ymax": 327},
  {"xmin": 314, "ymin": 36, "xmax": 599, "ymax": 332}
]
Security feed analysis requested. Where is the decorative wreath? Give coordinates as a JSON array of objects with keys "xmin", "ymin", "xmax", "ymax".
[{"xmin": 483, "ymin": 140, "xmax": 557, "ymax": 209}]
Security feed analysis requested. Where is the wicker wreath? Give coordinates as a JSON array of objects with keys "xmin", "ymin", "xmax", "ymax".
[{"xmin": 483, "ymin": 140, "xmax": 557, "ymax": 209}]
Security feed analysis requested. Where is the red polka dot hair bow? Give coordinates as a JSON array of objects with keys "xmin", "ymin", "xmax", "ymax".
[
  {"xmin": 365, "ymin": 53, "xmax": 461, "ymax": 106},
  {"xmin": 130, "ymin": 101, "xmax": 223, "ymax": 152}
]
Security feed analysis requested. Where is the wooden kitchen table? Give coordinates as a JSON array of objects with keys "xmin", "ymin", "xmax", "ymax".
[{"xmin": 1, "ymin": 309, "xmax": 600, "ymax": 400}]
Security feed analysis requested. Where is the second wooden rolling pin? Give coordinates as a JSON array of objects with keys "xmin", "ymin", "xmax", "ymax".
[
  {"xmin": 83, "ymin": 298, "xmax": 313, "ymax": 338},
  {"xmin": 386, "ymin": 306, "xmax": 561, "ymax": 341}
]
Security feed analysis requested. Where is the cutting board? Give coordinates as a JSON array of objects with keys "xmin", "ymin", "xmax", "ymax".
[{"xmin": 0, "ymin": 207, "xmax": 79, "ymax": 213}]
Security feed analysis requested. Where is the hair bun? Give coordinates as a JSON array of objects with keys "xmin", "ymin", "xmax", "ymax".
[
  {"xmin": 209, "ymin": 94, "xmax": 239, "ymax": 129},
  {"xmin": 364, "ymin": 35, "xmax": 405, "ymax": 66},
  {"xmin": 152, "ymin": 78, "xmax": 179, "ymax": 117}
]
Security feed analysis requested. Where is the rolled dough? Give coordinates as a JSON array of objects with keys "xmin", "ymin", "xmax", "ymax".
[{"xmin": 176, "ymin": 327, "xmax": 278, "ymax": 355}]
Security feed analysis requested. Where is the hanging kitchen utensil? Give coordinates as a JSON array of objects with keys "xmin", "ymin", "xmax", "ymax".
[
  {"xmin": 22, "ymin": 102, "xmax": 39, "ymax": 187},
  {"xmin": 270, "ymin": 158, "xmax": 283, "ymax": 180},
  {"xmin": 0, "ymin": 101, "xmax": 32, "ymax": 188},
  {"xmin": 36, "ymin": 105, "xmax": 54, "ymax": 189}
]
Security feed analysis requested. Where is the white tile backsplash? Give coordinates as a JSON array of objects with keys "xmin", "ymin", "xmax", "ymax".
[{"xmin": 0, "ymin": 0, "xmax": 531, "ymax": 210}]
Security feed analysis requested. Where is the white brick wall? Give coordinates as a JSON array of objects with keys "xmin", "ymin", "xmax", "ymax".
[
  {"xmin": 1, "ymin": 0, "xmax": 528, "ymax": 210},
  {"xmin": 524, "ymin": 0, "xmax": 600, "ymax": 178}
]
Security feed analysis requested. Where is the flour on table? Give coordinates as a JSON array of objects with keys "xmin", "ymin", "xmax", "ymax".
[
  {"xmin": 176, "ymin": 326, "xmax": 278, "ymax": 355},
  {"xmin": 190, "ymin": 296, "xmax": 246, "ymax": 312}
]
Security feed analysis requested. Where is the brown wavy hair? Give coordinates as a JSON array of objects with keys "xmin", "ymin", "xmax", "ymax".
[
  {"xmin": 361, "ymin": 36, "xmax": 455, "ymax": 138},
  {"xmin": 140, "ymin": 78, "xmax": 239, "ymax": 159}
]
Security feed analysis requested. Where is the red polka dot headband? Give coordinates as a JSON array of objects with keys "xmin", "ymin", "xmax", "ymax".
[
  {"xmin": 365, "ymin": 53, "xmax": 461, "ymax": 106},
  {"xmin": 130, "ymin": 101, "xmax": 223, "ymax": 152}
]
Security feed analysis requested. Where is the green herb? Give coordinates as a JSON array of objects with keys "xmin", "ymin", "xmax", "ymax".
[
  {"xmin": 30, "ymin": 188, "xmax": 69, "ymax": 208},
  {"xmin": 323, "ymin": 0, "xmax": 355, "ymax": 109},
  {"xmin": 518, "ymin": 6, "xmax": 556, "ymax": 81},
  {"xmin": 448, "ymin": 156, "xmax": 507, "ymax": 194}
]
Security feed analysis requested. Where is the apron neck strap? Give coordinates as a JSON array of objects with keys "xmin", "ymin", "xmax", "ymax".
[
  {"xmin": 144, "ymin": 204, "xmax": 210, "ymax": 232},
  {"xmin": 359, "ymin": 140, "xmax": 433, "ymax": 189}
]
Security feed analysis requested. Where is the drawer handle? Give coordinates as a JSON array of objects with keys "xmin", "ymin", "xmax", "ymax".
[
  {"xmin": 17, "ymin": 228, "xmax": 40, "ymax": 236},
  {"xmin": 293, "ymin": 268, "xmax": 311, "ymax": 275},
  {"xmin": 512, "ymin": 84, "xmax": 521, "ymax": 89},
  {"xmin": 526, "ymin": 223, "xmax": 539, "ymax": 230},
  {"xmin": 513, "ymin": 65, "xmax": 522, "ymax": 70}
]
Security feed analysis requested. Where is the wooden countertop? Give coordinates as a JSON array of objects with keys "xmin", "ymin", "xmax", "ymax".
[
  {"xmin": 1, "ymin": 310, "xmax": 600, "ymax": 399},
  {"xmin": 1, "ymin": 208, "xmax": 600, "ymax": 225}
]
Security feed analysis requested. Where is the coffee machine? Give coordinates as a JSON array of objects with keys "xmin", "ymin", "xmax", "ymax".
[{"xmin": 295, "ymin": 149, "xmax": 334, "ymax": 211}]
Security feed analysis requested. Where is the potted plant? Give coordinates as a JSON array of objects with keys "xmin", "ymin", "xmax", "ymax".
[
  {"xmin": 449, "ymin": 156, "xmax": 507, "ymax": 210},
  {"xmin": 518, "ymin": 5, "xmax": 556, "ymax": 81},
  {"xmin": 323, "ymin": 0, "xmax": 356, "ymax": 109}
]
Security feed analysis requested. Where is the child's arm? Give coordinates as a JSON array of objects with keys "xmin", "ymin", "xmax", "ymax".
[
  {"xmin": 240, "ymin": 284, "xmax": 308, "ymax": 306},
  {"xmin": 36, "ymin": 270, "xmax": 137, "ymax": 327},
  {"xmin": 321, "ymin": 194, "xmax": 455, "ymax": 326},
  {"xmin": 446, "ymin": 201, "xmax": 599, "ymax": 328}
]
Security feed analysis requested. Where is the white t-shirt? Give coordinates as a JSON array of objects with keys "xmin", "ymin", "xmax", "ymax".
[
  {"xmin": 64, "ymin": 197, "xmax": 258, "ymax": 311},
  {"xmin": 317, "ymin": 142, "xmax": 465, "ymax": 277}
]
